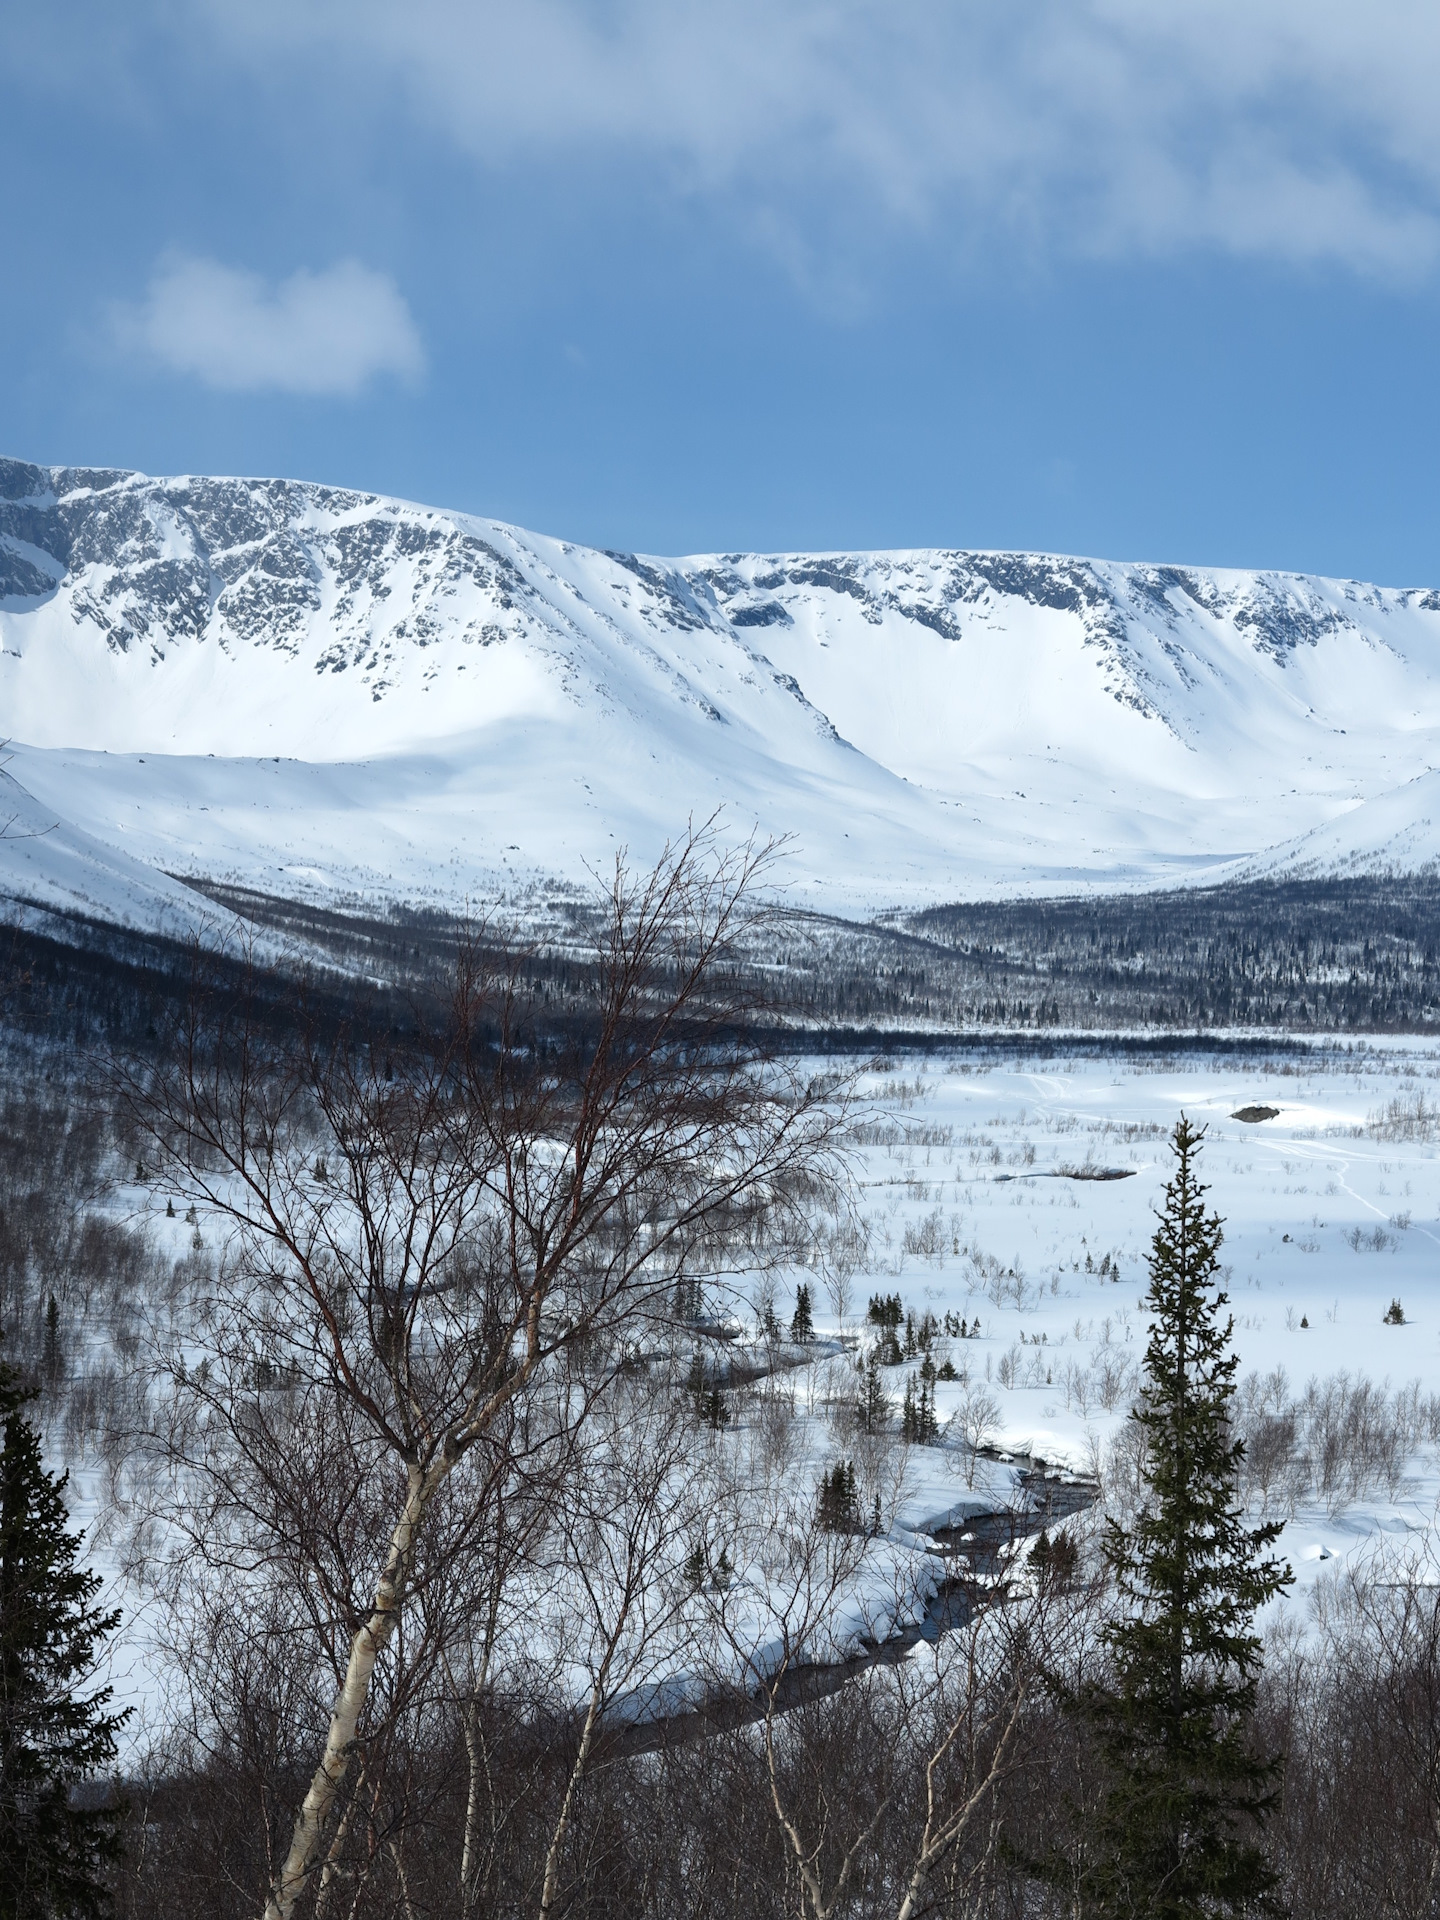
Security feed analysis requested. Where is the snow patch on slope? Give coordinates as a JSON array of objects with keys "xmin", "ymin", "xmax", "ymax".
[
  {"xmin": 1227, "ymin": 771, "xmax": 1440, "ymax": 882},
  {"xmin": 0, "ymin": 765, "xmax": 212, "ymax": 938}
]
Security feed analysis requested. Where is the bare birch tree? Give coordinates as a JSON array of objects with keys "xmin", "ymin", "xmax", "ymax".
[
  {"xmin": 120, "ymin": 829, "xmax": 846, "ymax": 1920},
  {"xmin": 1312, "ymin": 1536, "xmax": 1440, "ymax": 1909},
  {"xmin": 534, "ymin": 1381, "xmax": 702, "ymax": 1917}
]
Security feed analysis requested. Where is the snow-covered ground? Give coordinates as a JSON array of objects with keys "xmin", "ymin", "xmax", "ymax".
[
  {"xmin": 67, "ymin": 1037, "xmax": 1440, "ymax": 1748},
  {"xmin": 816, "ymin": 1042, "xmax": 1440, "ymax": 1620}
]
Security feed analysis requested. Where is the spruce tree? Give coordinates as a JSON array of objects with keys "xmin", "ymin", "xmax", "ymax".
[
  {"xmin": 1066, "ymin": 1118, "xmax": 1291, "ymax": 1919},
  {"xmin": 856, "ymin": 1352, "xmax": 888, "ymax": 1435},
  {"xmin": 1030, "ymin": 1527, "xmax": 1078, "ymax": 1591},
  {"xmin": 40, "ymin": 1302, "xmax": 61, "ymax": 1396},
  {"xmin": 686, "ymin": 1348, "xmax": 707, "ymax": 1414},
  {"xmin": 917, "ymin": 1355, "xmax": 939, "ymax": 1441},
  {"xmin": 901, "ymin": 1377, "xmax": 918, "ymax": 1444},
  {"xmin": 817, "ymin": 1462, "xmax": 860, "ymax": 1534},
  {"xmin": 790, "ymin": 1283, "xmax": 814, "ymax": 1344},
  {"xmin": 0, "ymin": 1362, "xmax": 128, "ymax": 1917}
]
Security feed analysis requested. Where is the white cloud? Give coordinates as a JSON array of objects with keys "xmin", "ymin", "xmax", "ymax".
[
  {"xmin": 113, "ymin": 255, "xmax": 425, "ymax": 395},
  {"xmin": 184, "ymin": 0, "xmax": 1440, "ymax": 279}
]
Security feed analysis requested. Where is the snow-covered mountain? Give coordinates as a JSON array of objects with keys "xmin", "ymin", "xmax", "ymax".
[{"xmin": 5, "ymin": 454, "xmax": 1440, "ymax": 934}]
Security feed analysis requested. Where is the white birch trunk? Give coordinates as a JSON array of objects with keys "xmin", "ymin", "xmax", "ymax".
[
  {"xmin": 459, "ymin": 1699, "xmax": 484, "ymax": 1918},
  {"xmin": 892, "ymin": 1683, "xmax": 1026, "ymax": 1920},
  {"xmin": 537, "ymin": 1685, "xmax": 604, "ymax": 1919},
  {"xmin": 263, "ymin": 1461, "xmax": 445, "ymax": 1920}
]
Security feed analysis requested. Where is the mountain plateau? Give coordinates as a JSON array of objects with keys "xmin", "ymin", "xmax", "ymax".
[{"xmin": 4, "ymin": 455, "xmax": 1440, "ymax": 938}]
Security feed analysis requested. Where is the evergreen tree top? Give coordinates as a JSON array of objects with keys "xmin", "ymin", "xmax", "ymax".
[
  {"xmin": 1071, "ymin": 1117, "xmax": 1294, "ymax": 1920},
  {"xmin": 0, "ymin": 1358, "xmax": 130, "ymax": 1916},
  {"xmin": 1112, "ymin": 1116, "xmax": 1291, "ymax": 1699}
]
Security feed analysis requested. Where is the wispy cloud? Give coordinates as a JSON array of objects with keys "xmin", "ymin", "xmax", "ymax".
[
  {"xmin": 112, "ymin": 255, "xmax": 425, "ymax": 396},
  {"xmin": 185, "ymin": 0, "xmax": 1440, "ymax": 280}
]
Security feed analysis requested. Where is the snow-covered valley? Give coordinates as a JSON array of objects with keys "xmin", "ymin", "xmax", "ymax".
[
  {"xmin": 50, "ymin": 1038, "xmax": 1440, "ymax": 1752},
  {"xmin": 7, "ymin": 456, "xmax": 1440, "ymax": 934}
]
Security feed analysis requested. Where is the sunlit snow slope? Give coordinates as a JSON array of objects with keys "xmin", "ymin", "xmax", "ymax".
[{"xmin": 4, "ymin": 455, "xmax": 1440, "ymax": 931}]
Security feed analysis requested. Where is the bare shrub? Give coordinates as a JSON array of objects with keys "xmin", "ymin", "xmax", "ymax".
[
  {"xmin": 1230, "ymin": 1368, "xmax": 1418, "ymax": 1517},
  {"xmin": 1365, "ymin": 1091, "xmax": 1440, "ymax": 1141},
  {"xmin": 901, "ymin": 1207, "xmax": 944, "ymax": 1262},
  {"xmin": 953, "ymin": 1382, "xmax": 1002, "ymax": 1487},
  {"xmin": 1093, "ymin": 1350, "xmax": 1137, "ymax": 1413}
]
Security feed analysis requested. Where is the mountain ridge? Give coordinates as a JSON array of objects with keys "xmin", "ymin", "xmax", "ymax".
[{"xmin": 4, "ymin": 455, "xmax": 1440, "ymax": 934}]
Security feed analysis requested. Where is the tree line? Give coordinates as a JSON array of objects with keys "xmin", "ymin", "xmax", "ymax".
[{"xmin": 12, "ymin": 870, "xmax": 1440, "ymax": 1058}]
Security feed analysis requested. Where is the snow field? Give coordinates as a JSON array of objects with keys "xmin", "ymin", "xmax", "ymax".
[
  {"xmin": 64, "ymin": 1038, "xmax": 1440, "ymax": 1751},
  {"xmin": 809, "ymin": 1043, "xmax": 1440, "ymax": 1626}
]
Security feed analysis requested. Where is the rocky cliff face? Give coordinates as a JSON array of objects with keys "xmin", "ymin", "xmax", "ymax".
[
  {"xmin": 684, "ymin": 546, "xmax": 1430, "ymax": 728},
  {"xmin": 1, "ymin": 458, "xmax": 530, "ymax": 686},
  {"xmin": 5, "ymin": 455, "xmax": 1429, "ymax": 737}
]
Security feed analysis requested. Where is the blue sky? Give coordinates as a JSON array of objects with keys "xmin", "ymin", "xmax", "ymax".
[{"xmin": 5, "ymin": 2, "xmax": 1440, "ymax": 580}]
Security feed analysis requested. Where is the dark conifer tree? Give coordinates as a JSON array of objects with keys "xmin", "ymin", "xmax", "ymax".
[
  {"xmin": 901, "ymin": 1377, "xmax": 918, "ymax": 1444},
  {"xmin": 701, "ymin": 1385, "xmax": 730, "ymax": 1431},
  {"xmin": 817, "ymin": 1462, "xmax": 860, "ymax": 1534},
  {"xmin": 856, "ymin": 1353, "xmax": 888, "ymax": 1435},
  {"xmin": 0, "ymin": 1362, "xmax": 128, "ymax": 1918},
  {"xmin": 901, "ymin": 1370, "xmax": 938, "ymax": 1445},
  {"xmin": 1065, "ymin": 1118, "xmax": 1291, "ymax": 1919},
  {"xmin": 1030, "ymin": 1527, "xmax": 1078, "ymax": 1591},
  {"xmin": 790, "ymin": 1283, "xmax": 814, "ymax": 1344},
  {"xmin": 686, "ymin": 1348, "xmax": 707, "ymax": 1414},
  {"xmin": 40, "ymin": 1301, "xmax": 61, "ymax": 1396}
]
